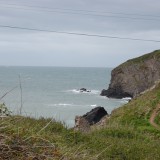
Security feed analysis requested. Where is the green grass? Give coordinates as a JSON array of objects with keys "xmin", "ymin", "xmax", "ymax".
[
  {"xmin": 1, "ymin": 83, "xmax": 160, "ymax": 159},
  {"xmin": 1, "ymin": 116, "xmax": 160, "ymax": 160},
  {"xmin": 110, "ymin": 82, "xmax": 160, "ymax": 134},
  {"xmin": 119, "ymin": 50, "xmax": 160, "ymax": 68}
]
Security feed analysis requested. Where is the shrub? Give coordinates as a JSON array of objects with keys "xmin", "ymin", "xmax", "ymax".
[{"xmin": 0, "ymin": 103, "xmax": 11, "ymax": 116}]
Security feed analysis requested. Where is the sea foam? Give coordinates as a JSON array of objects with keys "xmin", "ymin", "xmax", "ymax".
[{"xmin": 67, "ymin": 89, "xmax": 100, "ymax": 95}]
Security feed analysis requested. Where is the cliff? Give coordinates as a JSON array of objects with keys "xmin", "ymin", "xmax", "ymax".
[{"xmin": 101, "ymin": 50, "xmax": 160, "ymax": 98}]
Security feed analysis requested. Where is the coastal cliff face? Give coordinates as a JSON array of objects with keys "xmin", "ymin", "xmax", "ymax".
[{"xmin": 101, "ymin": 50, "xmax": 160, "ymax": 98}]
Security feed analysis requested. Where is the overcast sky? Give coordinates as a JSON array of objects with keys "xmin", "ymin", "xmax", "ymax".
[{"xmin": 0, "ymin": 0, "xmax": 160, "ymax": 67}]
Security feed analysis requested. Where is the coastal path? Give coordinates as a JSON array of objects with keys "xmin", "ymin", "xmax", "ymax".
[{"xmin": 149, "ymin": 104, "xmax": 160, "ymax": 130}]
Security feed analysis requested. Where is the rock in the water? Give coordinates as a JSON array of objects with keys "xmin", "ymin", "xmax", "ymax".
[
  {"xmin": 79, "ymin": 88, "xmax": 91, "ymax": 92},
  {"xmin": 100, "ymin": 89, "xmax": 108, "ymax": 96},
  {"xmin": 101, "ymin": 50, "xmax": 160, "ymax": 99},
  {"xmin": 80, "ymin": 88, "xmax": 87, "ymax": 92},
  {"xmin": 100, "ymin": 88, "xmax": 132, "ymax": 99}
]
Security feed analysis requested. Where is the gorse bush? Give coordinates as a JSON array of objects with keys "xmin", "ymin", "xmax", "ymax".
[{"xmin": 0, "ymin": 103, "xmax": 11, "ymax": 116}]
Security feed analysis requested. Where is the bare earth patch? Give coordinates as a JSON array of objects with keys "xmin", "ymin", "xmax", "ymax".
[{"xmin": 149, "ymin": 104, "xmax": 160, "ymax": 130}]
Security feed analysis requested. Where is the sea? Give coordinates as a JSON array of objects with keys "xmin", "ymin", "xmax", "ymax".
[{"xmin": 0, "ymin": 66, "xmax": 128, "ymax": 127}]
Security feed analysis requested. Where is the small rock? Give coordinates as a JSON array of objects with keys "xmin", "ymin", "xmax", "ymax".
[{"xmin": 80, "ymin": 88, "xmax": 87, "ymax": 92}]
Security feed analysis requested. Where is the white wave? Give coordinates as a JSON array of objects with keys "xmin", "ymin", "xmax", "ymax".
[
  {"xmin": 47, "ymin": 103, "xmax": 89, "ymax": 107},
  {"xmin": 67, "ymin": 89, "xmax": 100, "ymax": 95},
  {"xmin": 91, "ymin": 104, "xmax": 97, "ymax": 108},
  {"xmin": 91, "ymin": 90, "xmax": 100, "ymax": 94},
  {"xmin": 119, "ymin": 97, "xmax": 132, "ymax": 104},
  {"xmin": 58, "ymin": 103, "xmax": 72, "ymax": 106},
  {"xmin": 48, "ymin": 103, "xmax": 73, "ymax": 107},
  {"xmin": 68, "ymin": 89, "xmax": 81, "ymax": 94},
  {"xmin": 120, "ymin": 100, "xmax": 128, "ymax": 104},
  {"xmin": 47, "ymin": 103, "xmax": 99, "ymax": 108},
  {"xmin": 122, "ymin": 97, "xmax": 132, "ymax": 100},
  {"xmin": 98, "ymin": 95, "xmax": 109, "ymax": 99}
]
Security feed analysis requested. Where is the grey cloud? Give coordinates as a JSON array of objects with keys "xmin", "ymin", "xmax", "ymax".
[{"xmin": 0, "ymin": 0, "xmax": 160, "ymax": 67}]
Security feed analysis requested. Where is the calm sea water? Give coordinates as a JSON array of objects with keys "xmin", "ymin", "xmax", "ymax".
[{"xmin": 0, "ymin": 66, "xmax": 127, "ymax": 127}]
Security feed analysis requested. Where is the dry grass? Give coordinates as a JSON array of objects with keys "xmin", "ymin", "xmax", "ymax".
[{"xmin": 0, "ymin": 83, "xmax": 160, "ymax": 159}]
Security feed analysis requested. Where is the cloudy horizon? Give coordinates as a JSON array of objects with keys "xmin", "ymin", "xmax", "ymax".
[{"xmin": 0, "ymin": 0, "xmax": 160, "ymax": 67}]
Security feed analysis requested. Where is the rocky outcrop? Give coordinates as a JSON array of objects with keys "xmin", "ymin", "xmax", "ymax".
[
  {"xmin": 80, "ymin": 88, "xmax": 87, "ymax": 92},
  {"xmin": 79, "ymin": 88, "xmax": 91, "ymax": 92},
  {"xmin": 74, "ymin": 107, "xmax": 108, "ymax": 132},
  {"xmin": 82, "ymin": 106, "xmax": 108, "ymax": 125},
  {"xmin": 101, "ymin": 50, "xmax": 160, "ymax": 98}
]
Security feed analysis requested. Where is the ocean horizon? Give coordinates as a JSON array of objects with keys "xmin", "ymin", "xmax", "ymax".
[{"xmin": 0, "ymin": 66, "xmax": 127, "ymax": 127}]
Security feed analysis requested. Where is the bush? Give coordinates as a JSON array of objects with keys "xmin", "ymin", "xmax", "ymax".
[{"xmin": 0, "ymin": 103, "xmax": 11, "ymax": 116}]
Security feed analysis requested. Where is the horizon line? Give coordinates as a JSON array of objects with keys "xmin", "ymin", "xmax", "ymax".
[{"xmin": 0, "ymin": 65, "xmax": 114, "ymax": 68}]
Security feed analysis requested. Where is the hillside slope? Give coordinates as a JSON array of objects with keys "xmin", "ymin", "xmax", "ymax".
[
  {"xmin": 109, "ymin": 79, "xmax": 160, "ymax": 130},
  {"xmin": 1, "ymin": 82, "xmax": 160, "ymax": 159}
]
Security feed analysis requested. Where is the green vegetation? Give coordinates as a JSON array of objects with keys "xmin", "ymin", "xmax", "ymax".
[
  {"xmin": 110, "ymin": 82, "xmax": 160, "ymax": 131},
  {"xmin": 119, "ymin": 50, "xmax": 160, "ymax": 67},
  {"xmin": 0, "ymin": 103, "xmax": 12, "ymax": 116},
  {"xmin": 1, "ymin": 83, "xmax": 160, "ymax": 159}
]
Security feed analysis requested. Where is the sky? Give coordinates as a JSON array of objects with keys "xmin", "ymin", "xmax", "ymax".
[{"xmin": 0, "ymin": 0, "xmax": 160, "ymax": 67}]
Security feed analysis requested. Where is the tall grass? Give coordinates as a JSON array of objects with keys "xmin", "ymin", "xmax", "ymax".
[{"xmin": 0, "ymin": 83, "xmax": 160, "ymax": 159}]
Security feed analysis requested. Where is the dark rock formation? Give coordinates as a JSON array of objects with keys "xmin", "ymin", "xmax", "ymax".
[
  {"xmin": 79, "ymin": 88, "xmax": 91, "ymax": 92},
  {"xmin": 80, "ymin": 88, "xmax": 87, "ymax": 92},
  {"xmin": 74, "ymin": 107, "xmax": 108, "ymax": 132},
  {"xmin": 101, "ymin": 88, "xmax": 132, "ymax": 99},
  {"xmin": 83, "ymin": 106, "xmax": 108, "ymax": 125},
  {"xmin": 101, "ymin": 50, "xmax": 160, "ymax": 98}
]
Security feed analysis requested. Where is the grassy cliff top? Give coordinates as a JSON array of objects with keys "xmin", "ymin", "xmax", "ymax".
[
  {"xmin": 110, "ymin": 80, "xmax": 160, "ymax": 129},
  {"xmin": 1, "ymin": 83, "xmax": 160, "ymax": 159},
  {"xmin": 119, "ymin": 50, "xmax": 160, "ymax": 68}
]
